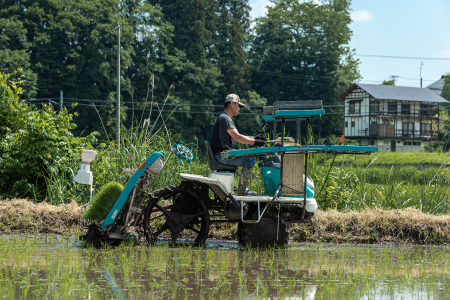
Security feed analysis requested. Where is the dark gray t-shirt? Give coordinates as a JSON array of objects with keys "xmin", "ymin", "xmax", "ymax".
[{"xmin": 210, "ymin": 112, "xmax": 236, "ymax": 155}]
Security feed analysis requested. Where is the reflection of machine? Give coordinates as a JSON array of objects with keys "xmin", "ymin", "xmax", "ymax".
[{"xmin": 79, "ymin": 100, "xmax": 378, "ymax": 247}]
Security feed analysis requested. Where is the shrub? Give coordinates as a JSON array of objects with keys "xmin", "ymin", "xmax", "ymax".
[{"xmin": 0, "ymin": 72, "xmax": 97, "ymax": 199}]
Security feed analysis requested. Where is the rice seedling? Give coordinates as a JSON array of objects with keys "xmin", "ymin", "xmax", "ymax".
[{"xmin": 81, "ymin": 181, "xmax": 123, "ymax": 221}]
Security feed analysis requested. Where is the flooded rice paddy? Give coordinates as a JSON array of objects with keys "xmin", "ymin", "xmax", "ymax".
[{"xmin": 1, "ymin": 235, "xmax": 450, "ymax": 299}]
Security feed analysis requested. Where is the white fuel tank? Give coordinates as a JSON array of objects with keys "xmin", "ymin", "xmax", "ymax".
[{"xmin": 208, "ymin": 172, "xmax": 235, "ymax": 194}]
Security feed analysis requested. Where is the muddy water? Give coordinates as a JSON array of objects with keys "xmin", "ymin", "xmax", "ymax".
[{"xmin": 1, "ymin": 235, "xmax": 450, "ymax": 299}]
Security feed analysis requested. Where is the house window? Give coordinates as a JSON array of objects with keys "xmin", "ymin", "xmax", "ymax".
[
  {"xmin": 402, "ymin": 122, "xmax": 413, "ymax": 137},
  {"xmin": 388, "ymin": 102, "xmax": 397, "ymax": 115},
  {"xmin": 349, "ymin": 102, "xmax": 360, "ymax": 114},
  {"xmin": 370, "ymin": 141, "xmax": 375, "ymax": 145},
  {"xmin": 401, "ymin": 103, "xmax": 411, "ymax": 115},
  {"xmin": 345, "ymin": 121, "xmax": 348, "ymax": 127},
  {"xmin": 404, "ymin": 142, "xmax": 421, "ymax": 146},
  {"xmin": 349, "ymin": 103, "xmax": 355, "ymax": 113},
  {"xmin": 351, "ymin": 121, "xmax": 355, "ymax": 127},
  {"xmin": 421, "ymin": 123, "xmax": 431, "ymax": 135},
  {"xmin": 370, "ymin": 101, "xmax": 379, "ymax": 114},
  {"xmin": 421, "ymin": 104, "xmax": 432, "ymax": 117}
]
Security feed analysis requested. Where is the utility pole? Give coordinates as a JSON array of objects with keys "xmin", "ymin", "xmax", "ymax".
[
  {"xmin": 116, "ymin": 23, "xmax": 120, "ymax": 149},
  {"xmin": 60, "ymin": 90, "xmax": 63, "ymax": 111},
  {"xmin": 420, "ymin": 61, "xmax": 424, "ymax": 88},
  {"xmin": 390, "ymin": 75, "xmax": 399, "ymax": 84}
]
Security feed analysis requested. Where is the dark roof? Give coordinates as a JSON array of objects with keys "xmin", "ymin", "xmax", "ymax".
[{"xmin": 337, "ymin": 83, "xmax": 448, "ymax": 103}]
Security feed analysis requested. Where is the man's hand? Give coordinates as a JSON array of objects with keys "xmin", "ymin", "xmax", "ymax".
[
  {"xmin": 255, "ymin": 134, "xmax": 265, "ymax": 141},
  {"xmin": 254, "ymin": 139, "xmax": 266, "ymax": 147}
]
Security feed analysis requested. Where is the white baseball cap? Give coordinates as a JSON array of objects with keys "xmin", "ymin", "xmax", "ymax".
[{"xmin": 225, "ymin": 94, "xmax": 245, "ymax": 107}]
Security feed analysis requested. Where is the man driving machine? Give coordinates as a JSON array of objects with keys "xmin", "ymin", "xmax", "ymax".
[{"xmin": 210, "ymin": 94, "xmax": 266, "ymax": 196}]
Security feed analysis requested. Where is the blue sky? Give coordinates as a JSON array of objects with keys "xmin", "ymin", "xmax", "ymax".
[{"xmin": 248, "ymin": 0, "xmax": 450, "ymax": 88}]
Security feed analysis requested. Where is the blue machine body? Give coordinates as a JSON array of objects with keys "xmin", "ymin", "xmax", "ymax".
[
  {"xmin": 222, "ymin": 144, "xmax": 378, "ymax": 159},
  {"xmin": 262, "ymin": 109, "xmax": 325, "ymax": 121},
  {"xmin": 260, "ymin": 166, "xmax": 315, "ymax": 198},
  {"xmin": 101, "ymin": 151, "xmax": 164, "ymax": 229}
]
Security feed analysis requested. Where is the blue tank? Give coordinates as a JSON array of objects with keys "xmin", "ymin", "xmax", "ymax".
[{"xmin": 259, "ymin": 155, "xmax": 315, "ymax": 198}]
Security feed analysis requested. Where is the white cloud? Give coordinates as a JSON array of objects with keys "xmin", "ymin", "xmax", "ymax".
[
  {"xmin": 249, "ymin": 0, "xmax": 274, "ymax": 20},
  {"xmin": 438, "ymin": 50, "xmax": 450, "ymax": 58},
  {"xmin": 350, "ymin": 9, "xmax": 373, "ymax": 23}
]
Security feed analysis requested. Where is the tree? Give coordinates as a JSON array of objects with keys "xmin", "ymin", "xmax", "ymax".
[
  {"xmin": 0, "ymin": 17, "xmax": 38, "ymax": 98},
  {"xmin": 146, "ymin": 0, "xmax": 223, "ymax": 144},
  {"xmin": 440, "ymin": 74, "xmax": 450, "ymax": 101},
  {"xmin": 249, "ymin": 0, "xmax": 359, "ymax": 138},
  {"xmin": 0, "ymin": 72, "xmax": 97, "ymax": 198},
  {"xmin": 234, "ymin": 91, "xmax": 267, "ymax": 137},
  {"xmin": 217, "ymin": 0, "xmax": 251, "ymax": 97},
  {"xmin": 381, "ymin": 80, "xmax": 395, "ymax": 85},
  {"xmin": 425, "ymin": 74, "xmax": 450, "ymax": 152},
  {"xmin": 1, "ymin": 0, "xmax": 136, "ymax": 140}
]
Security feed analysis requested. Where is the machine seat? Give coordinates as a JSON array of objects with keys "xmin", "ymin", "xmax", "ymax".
[{"xmin": 205, "ymin": 141, "xmax": 237, "ymax": 172}]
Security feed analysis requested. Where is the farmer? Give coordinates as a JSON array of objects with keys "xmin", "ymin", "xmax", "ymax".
[{"xmin": 210, "ymin": 93, "xmax": 266, "ymax": 196}]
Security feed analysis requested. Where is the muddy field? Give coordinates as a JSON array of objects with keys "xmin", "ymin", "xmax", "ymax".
[{"xmin": 2, "ymin": 199, "xmax": 450, "ymax": 244}]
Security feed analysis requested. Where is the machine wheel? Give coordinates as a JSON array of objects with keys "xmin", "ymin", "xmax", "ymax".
[
  {"xmin": 238, "ymin": 211, "xmax": 288, "ymax": 248},
  {"xmin": 80, "ymin": 223, "xmax": 109, "ymax": 248},
  {"xmin": 143, "ymin": 183, "xmax": 210, "ymax": 246}
]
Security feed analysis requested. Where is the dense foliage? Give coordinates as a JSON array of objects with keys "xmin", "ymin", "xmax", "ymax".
[
  {"xmin": 249, "ymin": 0, "xmax": 360, "ymax": 137},
  {"xmin": 0, "ymin": 72, "xmax": 97, "ymax": 198},
  {"xmin": 2, "ymin": 71, "xmax": 450, "ymax": 216},
  {"xmin": 424, "ymin": 74, "xmax": 450, "ymax": 152},
  {"xmin": 0, "ymin": 0, "xmax": 359, "ymax": 143}
]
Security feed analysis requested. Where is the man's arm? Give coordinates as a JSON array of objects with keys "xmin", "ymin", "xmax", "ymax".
[{"xmin": 227, "ymin": 128, "xmax": 256, "ymax": 145}]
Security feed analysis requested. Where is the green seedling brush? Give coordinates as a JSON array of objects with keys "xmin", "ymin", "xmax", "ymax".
[{"xmin": 82, "ymin": 181, "xmax": 124, "ymax": 222}]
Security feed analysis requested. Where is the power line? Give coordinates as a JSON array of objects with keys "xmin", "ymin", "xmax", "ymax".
[
  {"xmin": 31, "ymin": 100, "xmax": 440, "ymax": 116},
  {"xmin": 356, "ymin": 54, "xmax": 450, "ymax": 61},
  {"xmin": 31, "ymin": 101, "xmax": 347, "ymax": 116},
  {"xmin": 24, "ymin": 97, "xmax": 345, "ymax": 108},
  {"xmin": 4, "ymin": 23, "xmax": 450, "ymax": 62}
]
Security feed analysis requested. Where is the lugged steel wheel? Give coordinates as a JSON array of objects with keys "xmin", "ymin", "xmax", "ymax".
[
  {"xmin": 80, "ymin": 223, "xmax": 109, "ymax": 248},
  {"xmin": 238, "ymin": 211, "xmax": 288, "ymax": 248},
  {"xmin": 143, "ymin": 183, "xmax": 210, "ymax": 246}
]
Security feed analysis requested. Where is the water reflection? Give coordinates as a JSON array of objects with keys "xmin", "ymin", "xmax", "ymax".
[{"xmin": 1, "ymin": 236, "xmax": 450, "ymax": 299}]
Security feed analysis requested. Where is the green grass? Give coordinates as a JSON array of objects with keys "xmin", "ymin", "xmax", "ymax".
[
  {"xmin": 40, "ymin": 120, "xmax": 210, "ymax": 205},
  {"xmin": 37, "ymin": 121, "xmax": 450, "ymax": 216},
  {"xmin": 333, "ymin": 151, "xmax": 450, "ymax": 166},
  {"xmin": 307, "ymin": 152, "xmax": 450, "ymax": 214}
]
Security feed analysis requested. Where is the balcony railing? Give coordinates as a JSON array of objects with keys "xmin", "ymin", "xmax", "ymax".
[
  {"xmin": 368, "ymin": 109, "xmax": 436, "ymax": 118},
  {"xmin": 365, "ymin": 125, "xmax": 437, "ymax": 139}
]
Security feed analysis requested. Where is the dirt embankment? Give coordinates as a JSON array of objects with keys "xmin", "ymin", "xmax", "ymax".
[
  {"xmin": 0, "ymin": 199, "xmax": 80, "ymax": 234},
  {"xmin": 1, "ymin": 199, "xmax": 450, "ymax": 244}
]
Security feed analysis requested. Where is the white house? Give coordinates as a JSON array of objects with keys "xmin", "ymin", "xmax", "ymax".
[{"xmin": 337, "ymin": 83, "xmax": 448, "ymax": 152}]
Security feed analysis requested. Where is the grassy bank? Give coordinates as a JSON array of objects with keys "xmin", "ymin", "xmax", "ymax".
[
  {"xmin": 2, "ymin": 199, "xmax": 450, "ymax": 245},
  {"xmin": 333, "ymin": 151, "xmax": 450, "ymax": 166}
]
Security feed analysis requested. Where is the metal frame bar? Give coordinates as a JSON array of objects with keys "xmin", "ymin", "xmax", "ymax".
[{"xmin": 80, "ymin": 183, "xmax": 94, "ymax": 228}]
